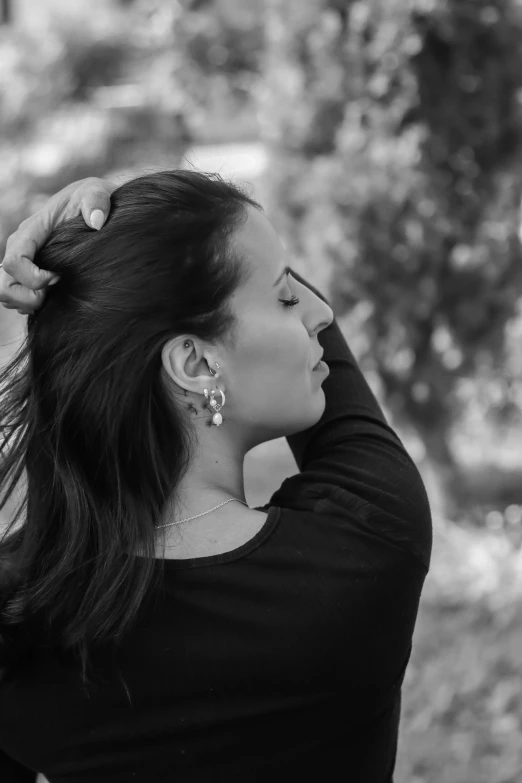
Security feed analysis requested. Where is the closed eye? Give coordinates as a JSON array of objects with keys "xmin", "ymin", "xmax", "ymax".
[{"xmin": 279, "ymin": 295, "xmax": 300, "ymax": 308}]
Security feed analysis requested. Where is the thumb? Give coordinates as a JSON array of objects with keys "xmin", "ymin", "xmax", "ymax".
[{"xmin": 79, "ymin": 188, "xmax": 112, "ymax": 231}]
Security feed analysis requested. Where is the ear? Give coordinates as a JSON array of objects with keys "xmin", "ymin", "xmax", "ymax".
[
  {"xmin": 160, "ymin": 337, "xmax": 215, "ymax": 394},
  {"xmin": 161, "ymin": 337, "xmax": 188, "ymax": 389}
]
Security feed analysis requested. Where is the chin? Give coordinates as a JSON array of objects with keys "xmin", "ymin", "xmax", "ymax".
[{"xmin": 295, "ymin": 391, "xmax": 326, "ymax": 433}]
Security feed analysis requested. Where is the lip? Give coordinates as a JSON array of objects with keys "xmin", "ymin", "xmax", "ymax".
[
  {"xmin": 312, "ymin": 351, "xmax": 324, "ymax": 369},
  {"xmin": 312, "ymin": 359, "xmax": 329, "ymax": 372}
]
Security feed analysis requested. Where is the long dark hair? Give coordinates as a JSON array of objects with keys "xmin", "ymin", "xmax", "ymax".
[{"xmin": 0, "ymin": 170, "xmax": 261, "ymax": 685}]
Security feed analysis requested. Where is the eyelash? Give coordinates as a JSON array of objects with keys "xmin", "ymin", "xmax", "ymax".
[{"xmin": 279, "ymin": 295, "xmax": 300, "ymax": 308}]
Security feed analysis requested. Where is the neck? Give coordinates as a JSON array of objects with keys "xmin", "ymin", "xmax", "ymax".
[{"xmin": 164, "ymin": 438, "xmax": 248, "ymax": 526}]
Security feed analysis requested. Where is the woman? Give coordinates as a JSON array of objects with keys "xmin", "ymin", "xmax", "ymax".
[{"xmin": 0, "ymin": 171, "xmax": 432, "ymax": 782}]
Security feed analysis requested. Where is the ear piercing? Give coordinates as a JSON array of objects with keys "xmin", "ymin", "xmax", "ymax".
[
  {"xmin": 204, "ymin": 363, "xmax": 224, "ymax": 426},
  {"xmin": 184, "ymin": 342, "xmax": 226, "ymax": 427}
]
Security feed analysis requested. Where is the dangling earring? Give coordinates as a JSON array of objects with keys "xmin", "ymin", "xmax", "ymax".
[
  {"xmin": 204, "ymin": 362, "xmax": 225, "ymax": 426},
  {"xmin": 203, "ymin": 388, "xmax": 225, "ymax": 426}
]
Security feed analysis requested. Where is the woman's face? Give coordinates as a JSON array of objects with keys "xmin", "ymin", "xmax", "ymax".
[{"xmin": 222, "ymin": 204, "xmax": 334, "ymax": 447}]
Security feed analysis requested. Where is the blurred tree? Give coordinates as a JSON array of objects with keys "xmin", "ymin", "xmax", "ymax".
[
  {"xmin": 0, "ymin": 0, "xmax": 11, "ymax": 25},
  {"xmin": 261, "ymin": 0, "xmax": 522, "ymax": 520},
  {"xmin": 0, "ymin": 4, "xmax": 191, "ymax": 252},
  {"xmin": 168, "ymin": 0, "xmax": 264, "ymax": 141},
  {"xmin": 0, "ymin": 0, "xmax": 265, "ymax": 275}
]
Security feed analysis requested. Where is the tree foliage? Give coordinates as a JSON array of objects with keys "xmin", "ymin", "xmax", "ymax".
[
  {"xmin": 262, "ymin": 0, "xmax": 522, "ymax": 517},
  {"xmin": 1, "ymin": 0, "xmax": 521, "ymax": 521}
]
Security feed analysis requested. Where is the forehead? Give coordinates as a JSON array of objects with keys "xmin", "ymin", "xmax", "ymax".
[{"xmin": 232, "ymin": 206, "xmax": 282, "ymax": 280}]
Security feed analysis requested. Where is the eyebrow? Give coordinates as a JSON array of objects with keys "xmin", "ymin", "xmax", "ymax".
[{"xmin": 272, "ymin": 265, "xmax": 291, "ymax": 287}]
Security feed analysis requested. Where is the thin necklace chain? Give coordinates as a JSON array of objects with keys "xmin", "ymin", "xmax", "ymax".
[{"xmin": 157, "ymin": 498, "xmax": 249, "ymax": 529}]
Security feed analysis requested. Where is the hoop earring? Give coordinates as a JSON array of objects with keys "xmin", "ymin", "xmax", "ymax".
[{"xmin": 203, "ymin": 388, "xmax": 225, "ymax": 426}]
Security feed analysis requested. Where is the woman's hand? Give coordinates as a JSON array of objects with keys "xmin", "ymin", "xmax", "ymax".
[{"xmin": 0, "ymin": 177, "xmax": 116, "ymax": 314}]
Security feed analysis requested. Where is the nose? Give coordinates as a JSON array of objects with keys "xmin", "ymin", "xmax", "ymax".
[
  {"xmin": 312, "ymin": 301, "xmax": 334, "ymax": 339},
  {"xmin": 316, "ymin": 309, "xmax": 334, "ymax": 335},
  {"xmin": 291, "ymin": 270, "xmax": 334, "ymax": 336}
]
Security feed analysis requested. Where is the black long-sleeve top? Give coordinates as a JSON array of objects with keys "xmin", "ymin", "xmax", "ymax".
[{"xmin": 0, "ymin": 271, "xmax": 432, "ymax": 783}]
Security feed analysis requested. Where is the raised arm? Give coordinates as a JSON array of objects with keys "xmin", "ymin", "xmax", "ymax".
[
  {"xmin": 273, "ymin": 268, "xmax": 433, "ymax": 572},
  {"xmin": 0, "ymin": 178, "xmax": 115, "ymax": 314}
]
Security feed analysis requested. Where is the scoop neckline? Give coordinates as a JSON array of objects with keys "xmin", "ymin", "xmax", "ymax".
[{"xmin": 133, "ymin": 505, "xmax": 281, "ymax": 570}]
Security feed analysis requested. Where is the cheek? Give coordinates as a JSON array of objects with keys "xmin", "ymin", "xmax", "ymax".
[
  {"xmin": 265, "ymin": 322, "xmax": 309, "ymax": 375},
  {"xmin": 237, "ymin": 312, "xmax": 311, "ymax": 391},
  {"xmin": 243, "ymin": 315, "xmax": 307, "ymax": 366},
  {"xmin": 231, "ymin": 331, "xmax": 324, "ymax": 432},
  {"xmin": 259, "ymin": 330, "xmax": 311, "ymax": 401},
  {"xmin": 285, "ymin": 324, "xmax": 310, "ymax": 369},
  {"xmin": 233, "ymin": 322, "xmax": 308, "ymax": 399}
]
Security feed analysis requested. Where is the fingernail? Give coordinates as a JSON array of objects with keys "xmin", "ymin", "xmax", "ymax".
[
  {"xmin": 90, "ymin": 209, "xmax": 105, "ymax": 230},
  {"xmin": 47, "ymin": 276, "xmax": 60, "ymax": 286}
]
